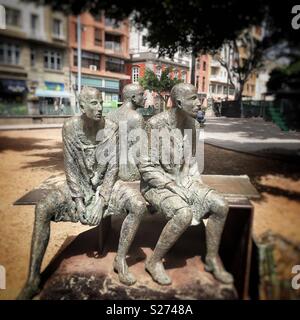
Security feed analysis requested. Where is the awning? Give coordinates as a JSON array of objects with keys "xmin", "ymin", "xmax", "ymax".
[{"xmin": 35, "ymin": 89, "xmax": 71, "ymax": 98}]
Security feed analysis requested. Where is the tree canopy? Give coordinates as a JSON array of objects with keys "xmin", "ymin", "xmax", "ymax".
[
  {"xmin": 139, "ymin": 68, "xmax": 182, "ymax": 110},
  {"xmin": 24, "ymin": 0, "xmax": 299, "ymax": 56}
]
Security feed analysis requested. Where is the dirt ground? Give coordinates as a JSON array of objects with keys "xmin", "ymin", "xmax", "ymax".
[{"xmin": 0, "ymin": 128, "xmax": 299, "ymax": 299}]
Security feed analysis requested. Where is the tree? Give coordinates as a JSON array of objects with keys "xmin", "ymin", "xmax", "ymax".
[
  {"xmin": 215, "ymin": 28, "xmax": 265, "ymax": 102},
  {"xmin": 139, "ymin": 68, "xmax": 182, "ymax": 111},
  {"xmin": 24, "ymin": 0, "xmax": 298, "ymax": 56},
  {"xmin": 268, "ymin": 59, "xmax": 300, "ymax": 95}
]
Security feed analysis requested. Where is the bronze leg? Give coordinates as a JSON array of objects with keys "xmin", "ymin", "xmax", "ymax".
[
  {"xmin": 204, "ymin": 191, "xmax": 234, "ymax": 284},
  {"xmin": 145, "ymin": 207, "xmax": 193, "ymax": 285},
  {"xmin": 114, "ymin": 200, "xmax": 147, "ymax": 285}
]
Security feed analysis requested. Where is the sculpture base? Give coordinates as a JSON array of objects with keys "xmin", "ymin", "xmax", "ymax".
[{"xmin": 39, "ymin": 214, "xmax": 237, "ymax": 300}]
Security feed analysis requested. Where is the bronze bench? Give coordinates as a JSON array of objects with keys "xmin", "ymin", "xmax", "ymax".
[{"xmin": 14, "ymin": 174, "xmax": 259, "ymax": 299}]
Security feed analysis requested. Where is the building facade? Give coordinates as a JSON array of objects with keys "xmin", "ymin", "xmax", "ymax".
[
  {"xmin": 127, "ymin": 26, "xmax": 191, "ymax": 108},
  {"xmin": 68, "ymin": 12, "xmax": 130, "ymax": 107},
  {"xmin": 0, "ymin": 0, "xmax": 71, "ymax": 115},
  {"xmin": 195, "ymin": 54, "xmax": 210, "ymax": 106},
  {"xmin": 208, "ymin": 45, "xmax": 235, "ymax": 102}
]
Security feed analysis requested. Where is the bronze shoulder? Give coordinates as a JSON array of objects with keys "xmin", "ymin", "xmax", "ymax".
[{"xmin": 146, "ymin": 111, "xmax": 168, "ymax": 129}]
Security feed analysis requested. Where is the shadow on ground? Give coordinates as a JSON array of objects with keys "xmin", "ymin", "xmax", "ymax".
[
  {"xmin": 203, "ymin": 144, "xmax": 300, "ymax": 201},
  {"xmin": 21, "ymin": 151, "xmax": 64, "ymax": 171},
  {"xmin": 0, "ymin": 136, "xmax": 62, "ymax": 153},
  {"xmin": 0, "ymin": 135, "xmax": 64, "ymax": 172}
]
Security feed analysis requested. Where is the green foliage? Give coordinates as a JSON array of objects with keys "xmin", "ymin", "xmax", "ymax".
[
  {"xmin": 268, "ymin": 60, "xmax": 300, "ymax": 93},
  {"xmin": 0, "ymin": 104, "xmax": 27, "ymax": 116},
  {"xmin": 24, "ymin": 1, "xmax": 298, "ymax": 56},
  {"xmin": 139, "ymin": 68, "xmax": 182, "ymax": 109},
  {"xmin": 139, "ymin": 68, "xmax": 182, "ymax": 94}
]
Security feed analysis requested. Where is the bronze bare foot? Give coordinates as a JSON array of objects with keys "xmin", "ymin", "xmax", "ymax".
[
  {"xmin": 145, "ymin": 259, "xmax": 172, "ymax": 285},
  {"xmin": 113, "ymin": 256, "xmax": 136, "ymax": 286},
  {"xmin": 205, "ymin": 256, "xmax": 234, "ymax": 284},
  {"xmin": 16, "ymin": 276, "xmax": 41, "ymax": 300}
]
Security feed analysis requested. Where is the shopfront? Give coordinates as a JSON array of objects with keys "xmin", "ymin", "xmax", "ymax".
[
  {"xmin": 0, "ymin": 79, "xmax": 27, "ymax": 115},
  {"xmin": 35, "ymin": 82, "xmax": 72, "ymax": 115}
]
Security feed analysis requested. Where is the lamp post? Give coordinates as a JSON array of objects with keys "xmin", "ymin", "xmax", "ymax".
[
  {"xmin": 190, "ymin": 53, "xmax": 196, "ymax": 85},
  {"xmin": 77, "ymin": 15, "xmax": 82, "ymax": 95}
]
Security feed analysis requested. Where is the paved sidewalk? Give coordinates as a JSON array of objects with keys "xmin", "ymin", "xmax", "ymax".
[
  {"xmin": 204, "ymin": 117, "xmax": 300, "ymax": 158},
  {"xmin": 0, "ymin": 123, "xmax": 63, "ymax": 131},
  {"xmin": 1, "ymin": 117, "xmax": 300, "ymax": 158}
]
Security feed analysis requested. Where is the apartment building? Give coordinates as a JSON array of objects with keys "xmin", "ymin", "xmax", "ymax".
[
  {"xmin": 0, "ymin": 0, "xmax": 70, "ymax": 115},
  {"xmin": 127, "ymin": 26, "xmax": 191, "ymax": 107},
  {"xmin": 195, "ymin": 54, "xmax": 210, "ymax": 106},
  {"xmin": 208, "ymin": 45, "xmax": 235, "ymax": 102},
  {"xmin": 69, "ymin": 12, "xmax": 130, "ymax": 105}
]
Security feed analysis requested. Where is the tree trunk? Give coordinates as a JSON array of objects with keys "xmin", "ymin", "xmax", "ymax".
[
  {"xmin": 158, "ymin": 93, "xmax": 168, "ymax": 112},
  {"xmin": 235, "ymin": 80, "xmax": 245, "ymax": 117}
]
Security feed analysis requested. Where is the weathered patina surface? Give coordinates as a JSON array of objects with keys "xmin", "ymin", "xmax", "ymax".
[
  {"xmin": 17, "ymin": 87, "xmax": 120, "ymax": 299},
  {"xmin": 106, "ymin": 84, "xmax": 148, "ymax": 286},
  {"xmin": 139, "ymin": 83, "xmax": 234, "ymax": 285}
]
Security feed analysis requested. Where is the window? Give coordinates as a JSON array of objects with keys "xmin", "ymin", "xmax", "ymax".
[
  {"xmin": 203, "ymin": 61, "xmax": 206, "ymax": 71},
  {"xmin": 30, "ymin": 14, "xmax": 38, "ymax": 31},
  {"xmin": 202, "ymin": 77, "xmax": 205, "ymax": 92},
  {"xmin": 73, "ymin": 50, "xmax": 100, "ymax": 69},
  {"xmin": 105, "ymin": 93, "xmax": 118, "ymax": 102},
  {"xmin": 105, "ymin": 18, "xmax": 120, "ymax": 28},
  {"xmin": 6, "ymin": 7, "xmax": 21, "ymax": 27},
  {"xmin": 0, "ymin": 43, "xmax": 20, "ymax": 65},
  {"xmin": 211, "ymin": 67, "xmax": 218, "ymax": 75},
  {"xmin": 196, "ymin": 59, "xmax": 200, "ymax": 70},
  {"xmin": 223, "ymin": 85, "xmax": 228, "ymax": 94},
  {"xmin": 132, "ymin": 66, "xmax": 140, "ymax": 83},
  {"xmin": 30, "ymin": 48, "xmax": 36, "ymax": 67},
  {"xmin": 174, "ymin": 70, "xmax": 179, "ymax": 79},
  {"xmin": 181, "ymin": 71, "xmax": 186, "ymax": 83},
  {"xmin": 52, "ymin": 18, "xmax": 63, "ymax": 38},
  {"xmin": 217, "ymin": 85, "xmax": 222, "ymax": 94},
  {"xmin": 74, "ymin": 23, "xmax": 86, "ymax": 42},
  {"xmin": 196, "ymin": 76, "xmax": 199, "ymax": 89},
  {"xmin": 106, "ymin": 57, "xmax": 125, "ymax": 73},
  {"xmin": 44, "ymin": 50, "xmax": 62, "ymax": 70},
  {"xmin": 210, "ymin": 84, "xmax": 216, "ymax": 93},
  {"xmin": 105, "ymin": 33, "xmax": 121, "ymax": 52},
  {"xmin": 142, "ymin": 36, "xmax": 147, "ymax": 47},
  {"xmin": 94, "ymin": 28, "xmax": 102, "ymax": 46}
]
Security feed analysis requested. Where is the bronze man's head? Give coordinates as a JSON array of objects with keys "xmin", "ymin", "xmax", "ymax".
[{"xmin": 78, "ymin": 86, "xmax": 103, "ymax": 121}]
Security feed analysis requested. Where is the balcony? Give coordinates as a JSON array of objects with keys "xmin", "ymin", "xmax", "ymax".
[
  {"xmin": 210, "ymin": 74, "xmax": 227, "ymax": 83},
  {"xmin": 210, "ymin": 58, "xmax": 221, "ymax": 67},
  {"xmin": 105, "ymin": 41, "xmax": 122, "ymax": 53}
]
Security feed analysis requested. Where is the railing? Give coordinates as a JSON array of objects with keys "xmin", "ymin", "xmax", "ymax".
[
  {"xmin": 0, "ymin": 103, "xmax": 28, "ymax": 116},
  {"xmin": 219, "ymin": 100, "xmax": 296, "ymax": 131},
  {"xmin": 38, "ymin": 105, "xmax": 75, "ymax": 116},
  {"xmin": 0, "ymin": 103, "xmax": 76, "ymax": 116},
  {"xmin": 105, "ymin": 41, "xmax": 122, "ymax": 53}
]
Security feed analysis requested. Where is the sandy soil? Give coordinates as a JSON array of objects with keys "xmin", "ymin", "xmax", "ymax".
[
  {"xmin": 0, "ymin": 129, "xmax": 91, "ymax": 299},
  {"xmin": 0, "ymin": 128, "xmax": 299, "ymax": 299}
]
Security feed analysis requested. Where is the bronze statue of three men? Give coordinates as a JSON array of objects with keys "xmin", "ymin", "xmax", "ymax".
[{"xmin": 18, "ymin": 83, "xmax": 233, "ymax": 300}]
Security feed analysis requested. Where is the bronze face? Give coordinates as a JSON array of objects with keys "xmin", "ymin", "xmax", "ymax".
[
  {"xmin": 180, "ymin": 87, "xmax": 202, "ymax": 119},
  {"xmin": 132, "ymin": 89, "xmax": 146, "ymax": 107},
  {"xmin": 80, "ymin": 89, "xmax": 104, "ymax": 121}
]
